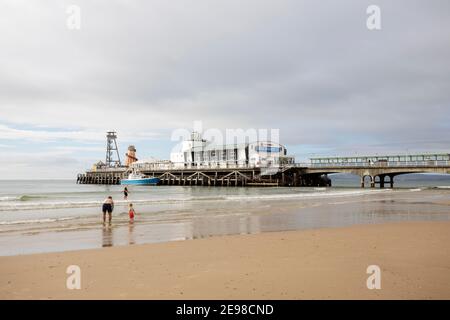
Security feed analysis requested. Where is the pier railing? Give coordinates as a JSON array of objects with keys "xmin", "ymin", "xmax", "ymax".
[
  {"xmin": 306, "ymin": 160, "xmax": 450, "ymax": 168},
  {"xmin": 132, "ymin": 163, "xmax": 296, "ymax": 171},
  {"xmin": 94, "ymin": 160, "xmax": 449, "ymax": 174},
  {"xmin": 77, "ymin": 159, "xmax": 449, "ymax": 185}
]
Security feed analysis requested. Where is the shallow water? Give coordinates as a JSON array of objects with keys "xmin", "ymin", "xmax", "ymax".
[{"xmin": 0, "ymin": 176, "xmax": 449, "ymax": 256}]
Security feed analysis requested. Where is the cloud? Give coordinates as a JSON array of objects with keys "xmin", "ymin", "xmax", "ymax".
[
  {"xmin": 0, "ymin": 0, "xmax": 449, "ymax": 178},
  {"xmin": 0, "ymin": 124, "xmax": 161, "ymax": 143}
]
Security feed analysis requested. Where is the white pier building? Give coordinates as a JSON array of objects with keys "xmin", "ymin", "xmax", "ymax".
[{"xmin": 169, "ymin": 132, "xmax": 294, "ymax": 169}]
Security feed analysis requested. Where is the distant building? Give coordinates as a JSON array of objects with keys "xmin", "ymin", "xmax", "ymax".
[{"xmin": 92, "ymin": 160, "xmax": 107, "ymax": 171}]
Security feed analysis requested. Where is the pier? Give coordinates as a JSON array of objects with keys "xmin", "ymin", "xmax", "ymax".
[
  {"xmin": 138, "ymin": 166, "xmax": 323, "ymax": 187},
  {"xmin": 77, "ymin": 168, "xmax": 127, "ymax": 185},
  {"xmin": 76, "ymin": 153, "xmax": 450, "ymax": 188},
  {"xmin": 75, "ymin": 132, "xmax": 450, "ymax": 187},
  {"xmin": 76, "ymin": 166, "xmax": 327, "ymax": 187},
  {"xmin": 305, "ymin": 154, "xmax": 450, "ymax": 188}
]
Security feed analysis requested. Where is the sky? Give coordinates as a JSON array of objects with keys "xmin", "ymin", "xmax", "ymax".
[{"xmin": 0, "ymin": 0, "xmax": 449, "ymax": 179}]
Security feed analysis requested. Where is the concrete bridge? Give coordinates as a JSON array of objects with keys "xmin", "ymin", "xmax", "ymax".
[{"xmin": 302, "ymin": 153, "xmax": 450, "ymax": 188}]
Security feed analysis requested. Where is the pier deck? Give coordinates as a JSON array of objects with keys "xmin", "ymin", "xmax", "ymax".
[
  {"xmin": 76, "ymin": 155, "xmax": 450, "ymax": 188},
  {"xmin": 77, "ymin": 168, "xmax": 127, "ymax": 185},
  {"xmin": 76, "ymin": 166, "xmax": 328, "ymax": 187}
]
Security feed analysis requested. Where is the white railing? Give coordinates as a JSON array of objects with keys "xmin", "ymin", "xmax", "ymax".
[
  {"xmin": 133, "ymin": 163, "xmax": 261, "ymax": 171},
  {"xmin": 89, "ymin": 160, "xmax": 449, "ymax": 173},
  {"xmin": 132, "ymin": 162, "xmax": 309, "ymax": 171},
  {"xmin": 307, "ymin": 160, "xmax": 450, "ymax": 168}
]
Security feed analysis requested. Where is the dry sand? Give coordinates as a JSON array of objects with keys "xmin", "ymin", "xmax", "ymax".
[{"xmin": 1, "ymin": 221, "xmax": 449, "ymax": 299}]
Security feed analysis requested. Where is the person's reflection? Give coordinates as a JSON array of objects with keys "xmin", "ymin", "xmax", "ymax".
[
  {"xmin": 128, "ymin": 221, "xmax": 135, "ymax": 245},
  {"xmin": 102, "ymin": 223, "xmax": 113, "ymax": 247}
]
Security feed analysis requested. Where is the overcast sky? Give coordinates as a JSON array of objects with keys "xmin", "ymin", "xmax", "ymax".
[{"xmin": 0, "ymin": 0, "xmax": 449, "ymax": 179}]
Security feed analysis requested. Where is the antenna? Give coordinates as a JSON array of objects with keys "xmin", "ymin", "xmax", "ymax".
[{"xmin": 105, "ymin": 131, "xmax": 121, "ymax": 167}]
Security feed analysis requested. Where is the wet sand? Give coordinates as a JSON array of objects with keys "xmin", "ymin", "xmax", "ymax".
[
  {"xmin": 1, "ymin": 221, "xmax": 450, "ymax": 299},
  {"xmin": 1, "ymin": 189, "xmax": 450, "ymax": 256}
]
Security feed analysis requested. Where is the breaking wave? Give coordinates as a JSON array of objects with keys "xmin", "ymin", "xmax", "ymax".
[
  {"xmin": 0, "ymin": 195, "xmax": 48, "ymax": 202},
  {"xmin": 0, "ymin": 189, "xmax": 392, "ymax": 212},
  {"xmin": 0, "ymin": 217, "xmax": 75, "ymax": 225}
]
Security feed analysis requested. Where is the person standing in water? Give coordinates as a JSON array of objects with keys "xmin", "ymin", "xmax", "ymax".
[
  {"xmin": 102, "ymin": 196, "xmax": 114, "ymax": 224},
  {"xmin": 123, "ymin": 187, "xmax": 129, "ymax": 200}
]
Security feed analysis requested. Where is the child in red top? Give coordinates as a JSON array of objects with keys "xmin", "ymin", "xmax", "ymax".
[{"xmin": 128, "ymin": 203, "xmax": 135, "ymax": 222}]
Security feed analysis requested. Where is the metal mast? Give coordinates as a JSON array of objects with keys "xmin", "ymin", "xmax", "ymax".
[{"xmin": 105, "ymin": 131, "xmax": 121, "ymax": 167}]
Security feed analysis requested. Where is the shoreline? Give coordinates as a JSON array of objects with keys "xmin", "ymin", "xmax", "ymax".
[
  {"xmin": 1, "ymin": 221, "xmax": 450, "ymax": 299},
  {"xmin": 1, "ymin": 187, "xmax": 450, "ymax": 256}
]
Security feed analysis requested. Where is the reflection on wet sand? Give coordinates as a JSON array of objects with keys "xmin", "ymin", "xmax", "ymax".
[
  {"xmin": 102, "ymin": 224, "xmax": 113, "ymax": 247},
  {"xmin": 191, "ymin": 214, "xmax": 262, "ymax": 239},
  {"xmin": 128, "ymin": 222, "xmax": 135, "ymax": 245}
]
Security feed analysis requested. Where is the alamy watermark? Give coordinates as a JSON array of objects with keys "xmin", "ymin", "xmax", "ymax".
[
  {"xmin": 366, "ymin": 265, "xmax": 381, "ymax": 289},
  {"xmin": 170, "ymin": 121, "xmax": 280, "ymax": 150},
  {"xmin": 366, "ymin": 5, "xmax": 381, "ymax": 30},
  {"xmin": 66, "ymin": 5, "xmax": 81, "ymax": 30},
  {"xmin": 169, "ymin": 121, "xmax": 282, "ymax": 173},
  {"xmin": 66, "ymin": 265, "xmax": 81, "ymax": 290}
]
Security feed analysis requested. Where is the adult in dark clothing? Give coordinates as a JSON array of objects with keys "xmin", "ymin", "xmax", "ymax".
[{"xmin": 102, "ymin": 196, "xmax": 114, "ymax": 223}]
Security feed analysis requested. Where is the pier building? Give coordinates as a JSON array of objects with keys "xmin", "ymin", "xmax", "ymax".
[{"xmin": 169, "ymin": 132, "xmax": 294, "ymax": 169}]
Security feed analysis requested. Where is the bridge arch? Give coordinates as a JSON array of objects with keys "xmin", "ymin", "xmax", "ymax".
[{"xmin": 304, "ymin": 165, "xmax": 450, "ymax": 188}]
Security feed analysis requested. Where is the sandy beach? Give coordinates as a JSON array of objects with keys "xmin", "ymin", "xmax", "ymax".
[{"xmin": 1, "ymin": 221, "xmax": 449, "ymax": 300}]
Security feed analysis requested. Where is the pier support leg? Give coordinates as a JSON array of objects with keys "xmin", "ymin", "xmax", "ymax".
[
  {"xmin": 370, "ymin": 176, "xmax": 375, "ymax": 188},
  {"xmin": 360, "ymin": 176, "xmax": 365, "ymax": 188},
  {"xmin": 390, "ymin": 175, "xmax": 394, "ymax": 188},
  {"xmin": 380, "ymin": 175, "xmax": 385, "ymax": 189}
]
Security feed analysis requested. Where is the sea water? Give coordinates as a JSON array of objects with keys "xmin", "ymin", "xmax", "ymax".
[{"xmin": 0, "ymin": 174, "xmax": 449, "ymax": 256}]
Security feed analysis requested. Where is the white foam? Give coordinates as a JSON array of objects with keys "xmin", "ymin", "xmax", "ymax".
[
  {"xmin": 0, "ymin": 189, "xmax": 392, "ymax": 212},
  {"xmin": 0, "ymin": 197, "xmax": 192, "ymax": 211},
  {"xmin": 0, "ymin": 217, "xmax": 75, "ymax": 225},
  {"xmin": 225, "ymin": 189, "xmax": 391, "ymax": 201},
  {"xmin": 0, "ymin": 196, "xmax": 21, "ymax": 202}
]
